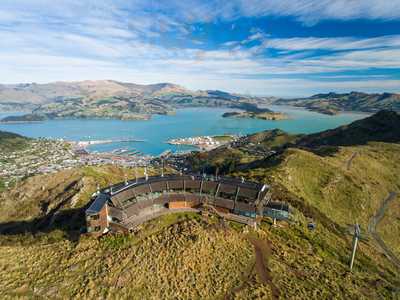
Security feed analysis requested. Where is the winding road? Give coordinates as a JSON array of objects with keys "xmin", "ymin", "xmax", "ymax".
[{"xmin": 368, "ymin": 192, "xmax": 400, "ymax": 270}]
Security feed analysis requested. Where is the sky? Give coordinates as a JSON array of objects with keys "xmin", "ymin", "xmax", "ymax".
[{"xmin": 1, "ymin": 0, "xmax": 400, "ymax": 97}]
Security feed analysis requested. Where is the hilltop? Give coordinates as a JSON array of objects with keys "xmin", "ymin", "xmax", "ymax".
[
  {"xmin": 0, "ymin": 112, "xmax": 400, "ymax": 298},
  {"xmin": 275, "ymin": 91, "xmax": 400, "ymax": 115},
  {"xmin": 0, "ymin": 164, "xmax": 399, "ymax": 298},
  {"xmin": 0, "ymin": 80, "xmax": 273, "ymax": 120}
]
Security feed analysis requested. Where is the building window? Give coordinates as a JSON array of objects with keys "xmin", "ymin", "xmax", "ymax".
[
  {"xmin": 219, "ymin": 191, "xmax": 235, "ymax": 200},
  {"xmin": 90, "ymin": 214, "xmax": 100, "ymax": 220},
  {"xmin": 94, "ymin": 226, "xmax": 101, "ymax": 231}
]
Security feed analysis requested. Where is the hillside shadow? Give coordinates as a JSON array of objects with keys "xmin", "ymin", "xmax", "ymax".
[
  {"xmin": 294, "ymin": 110, "xmax": 400, "ymax": 157},
  {"xmin": 0, "ymin": 206, "xmax": 87, "ymax": 243}
]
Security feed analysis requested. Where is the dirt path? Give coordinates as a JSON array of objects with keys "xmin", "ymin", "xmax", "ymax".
[
  {"xmin": 368, "ymin": 192, "xmax": 400, "ymax": 270},
  {"xmin": 248, "ymin": 237, "xmax": 280, "ymax": 299},
  {"xmin": 224, "ymin": 235, "xmax": 280, "ymax": 300},
  {"xmin": 346, "ymin": 152, "xmax": 357, "ymax": 171}
]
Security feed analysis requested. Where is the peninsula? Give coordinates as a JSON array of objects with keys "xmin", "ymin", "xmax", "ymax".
[
  {"xmin": 167, "ymin": 135, "xmax": 236, "ymax": 151},
  {"xmin": 0, "ymin": 114, "xmax": 45, "ymax": 123}
]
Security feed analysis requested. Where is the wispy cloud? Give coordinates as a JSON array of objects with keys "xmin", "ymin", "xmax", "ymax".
[
  {"xmin": 235, "ymin": 0, "xmax": 400, "ymax": 25},
  {"xmin": 0, "ymin": 0, "xmax": 399, "ymax": 96},
  {"xmin": 258, "ymin": 35, "xmax": 400, "ymax": 51},
  {"xmin": 151, "ymin": 0, "xmax": 400, "ymax": 25}
]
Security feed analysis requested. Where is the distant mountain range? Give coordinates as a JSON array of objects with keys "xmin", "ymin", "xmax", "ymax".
[
  {"xmin": 0, "ymin": 81, "xmax": 399, "ymax": 120},
  {"xmin": 0, "ymin": 80, "xmax": 273, "ymax": 120},
  {"xmin": 275, "ymin": 91, "xmax": 400, "ymax": 115}
]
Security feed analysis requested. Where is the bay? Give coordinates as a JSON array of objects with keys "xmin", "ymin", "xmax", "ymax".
[{"xmin": 0, "ymin": 106, "xmax": 369, "ymax": 155}]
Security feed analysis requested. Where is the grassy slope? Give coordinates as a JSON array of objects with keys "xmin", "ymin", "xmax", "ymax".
[
  {"xmin": 0, "ymin": 213, "xmax": 398, "ymax": 299},
  {"xmin": 0, "ymin": 140, "xmax": 399, "ymax": 297},
  {"xmin": 377, "ymin": 196, "xmax": 400, "ymax": 257},
  {"xmin": 0, "ymin": 130, "xmax": 30, "ymax": 153},
  {"xmin": 235, "ymin": 142, "xmax": 400, "ymax": 230},
  {"xmin": 0, "ymin": 165, "xmax": 159, "ymax": 224},
  {"xmin": 187, "ymin": 129, "xmax": 299, "ymax": 173},
  {"xmin": 0, "ymin": 162, "xmax": 398, "ymax": 298}
]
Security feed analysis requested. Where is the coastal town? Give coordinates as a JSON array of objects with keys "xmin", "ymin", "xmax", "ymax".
[{"xmin": 0, "ymin": 138, "xmax": 152, "ymax": 189}]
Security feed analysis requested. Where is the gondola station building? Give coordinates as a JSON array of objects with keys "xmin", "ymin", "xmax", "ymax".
[{"xmin": 86, "ymin": 174, "xmax": 289, "ymax": 236}]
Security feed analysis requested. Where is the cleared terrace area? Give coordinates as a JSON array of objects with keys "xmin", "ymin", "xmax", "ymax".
[{"xmin": 86, "ymin": 174, "xmax": 289, "ymax": 236}]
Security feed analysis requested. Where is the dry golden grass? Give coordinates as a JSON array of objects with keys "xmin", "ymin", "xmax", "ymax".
[
  {"xmin": 377, "ymin": 195, "xmax": 400, "ymax": 257},
  {"xmin": 0, "ymin": 217, "xmax": 255, "ymax": 299},
  {"xmin": 1, "ymin": 213, "xmax": 399, "ymax": 299},
  {"xmin": 0, "ymin": 165, "xmax": 162, "ymax": 222},
  {"xmin": 0, "ymin": 145, "xmax": 399, "ymax": 299}
]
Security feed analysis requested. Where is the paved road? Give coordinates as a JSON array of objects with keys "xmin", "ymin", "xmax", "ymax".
[{"xmin": 368, "ymin": 192, "xmax": 400, "ymax": 270}]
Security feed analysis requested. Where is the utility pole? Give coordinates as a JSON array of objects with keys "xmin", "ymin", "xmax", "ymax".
[{"xmin": 350, "ymin": 223, "xmax": 361, "ymax": 271}]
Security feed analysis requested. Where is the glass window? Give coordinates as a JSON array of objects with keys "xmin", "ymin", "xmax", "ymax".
[{"xmin": 90, "ymin": 214, "xmax": 99, "ymax": 220}]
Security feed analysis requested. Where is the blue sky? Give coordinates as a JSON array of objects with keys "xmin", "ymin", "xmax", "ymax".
[{"xmin": 1, "ymin": 0, "xmax": 400, "ymax": 97}]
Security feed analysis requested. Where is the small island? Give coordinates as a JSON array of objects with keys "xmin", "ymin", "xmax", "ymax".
[{"xmin": 222, "ymin": 111, "xmax": 289, "ymax": 121}]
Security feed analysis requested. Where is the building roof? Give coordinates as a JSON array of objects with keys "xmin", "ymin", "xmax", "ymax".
[
  {"xmin": 86, "ymin": 174, "xmax": 270, "ymax": 216},
  {"xmin": 86, "ymin": 193, "xmax": 109, "ymax": 214},
  {"xmin": 108, "ymin": 174, "xmax": 265, "ymax": 197}
]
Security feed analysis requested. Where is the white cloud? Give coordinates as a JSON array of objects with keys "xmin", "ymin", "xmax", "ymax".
[{"xmin": 0, "ymin": 0, "xmax": 399, "ymax": 96}]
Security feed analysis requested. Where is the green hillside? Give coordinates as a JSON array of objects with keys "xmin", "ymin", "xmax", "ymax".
[
  {"xmin": 0, "ymin": 130, "xmax": 30, "ymax": 153},
  {"xmin": 297, "ymin": 110, "xmax": 400, "ymax": 148}
]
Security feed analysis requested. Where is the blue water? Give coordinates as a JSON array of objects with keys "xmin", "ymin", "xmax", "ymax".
[{"xmin": 0, "ymin": 107, "xmax": 369, "ymax": 155}]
